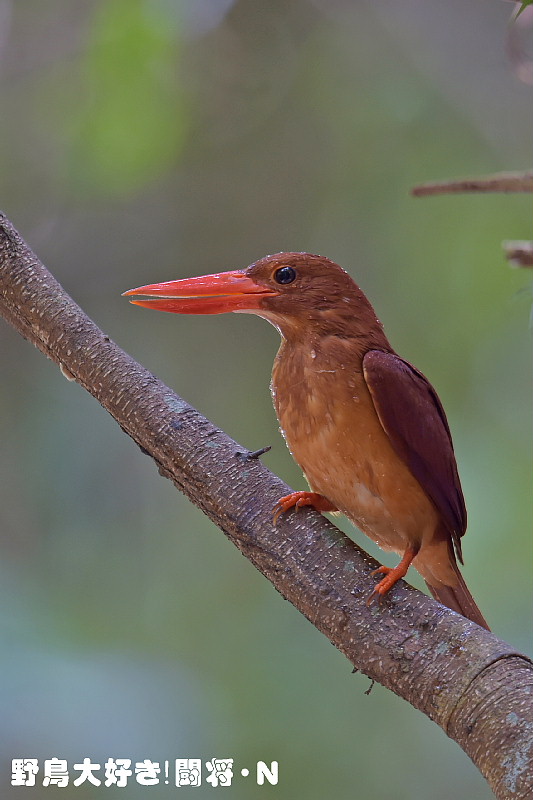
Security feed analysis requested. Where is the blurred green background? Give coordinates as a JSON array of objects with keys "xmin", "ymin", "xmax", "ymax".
[{"xmin": 0, "ymin": 1, "xmax": 531, "ymax": 798}]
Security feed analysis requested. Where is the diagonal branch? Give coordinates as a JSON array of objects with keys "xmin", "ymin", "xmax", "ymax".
[{"xmin": 0, "ymin": 213, "xmax": 532, "ymax": 799}]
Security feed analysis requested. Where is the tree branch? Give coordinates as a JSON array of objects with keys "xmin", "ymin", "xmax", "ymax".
[
  {"xmin": 411, "ymin": 170, "xmax": 533, "ymax": 196},
  {"xmin": 503, "ymin": 240, "xmax": 533, "ymax": 268},
  {"xmin": 0, "ymin": 213, "xmax": 532, "ymax": 799}
]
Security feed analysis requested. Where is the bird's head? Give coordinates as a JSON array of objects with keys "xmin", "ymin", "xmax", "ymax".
[{"xmin": 123, "ymin": 252, "xmax": 385, "ymax": 341}]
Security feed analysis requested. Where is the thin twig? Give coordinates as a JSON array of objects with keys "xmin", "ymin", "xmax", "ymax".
[{"xmin": 412, "ymin": 170, "xmax": 533, "ymax": 197}]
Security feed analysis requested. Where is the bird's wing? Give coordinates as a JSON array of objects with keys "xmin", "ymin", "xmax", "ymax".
[{"xmin": 363, "ymin": 350, "xmax": 466, "ymax": 558}]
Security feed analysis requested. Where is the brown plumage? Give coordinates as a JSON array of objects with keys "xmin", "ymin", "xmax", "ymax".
[{"xmin": 124, "ymin": 252, "xmax": 489, "ymax": 629}]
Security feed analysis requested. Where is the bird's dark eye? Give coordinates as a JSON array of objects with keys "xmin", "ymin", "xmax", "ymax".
[{"xmin": 274, "ymin": 266, "xmax": 296, "ymax": 285}]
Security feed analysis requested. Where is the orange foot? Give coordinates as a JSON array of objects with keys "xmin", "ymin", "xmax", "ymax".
[
  {"xmin": 273, "ymin": 491, "xmax": 338, "ymax": 525},
  {"xmin": 366, "ymin": 546, "xmax": 418, "ymax": 606}
]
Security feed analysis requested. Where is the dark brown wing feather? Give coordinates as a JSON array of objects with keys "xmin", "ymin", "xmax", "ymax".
[{"xmin": 363, "ymin": 350, "xmax": 466, "ymax": 560}]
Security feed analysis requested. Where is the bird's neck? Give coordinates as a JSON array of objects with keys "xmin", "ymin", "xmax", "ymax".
[
  {"xmin": 267, "ymin": 294, "xmax": 393, "ymax": 414},
  {"xmin": 275, "ymin": 312, "xmax": 392, "ymax": 360},
  {"xmin": 271, "ymin": 324, "xmax": 392, "ymax": 424},
  {"xmin": 273, "ymin": 330, "xmax": 381, "ymax": 381}
]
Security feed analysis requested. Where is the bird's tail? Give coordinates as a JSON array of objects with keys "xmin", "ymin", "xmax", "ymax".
[{"xmin": 425, "ymin": 548, "xmax": 490, "ymax": 631}]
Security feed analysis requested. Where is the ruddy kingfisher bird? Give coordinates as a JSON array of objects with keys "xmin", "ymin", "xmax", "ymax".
[{"xmin": 124, "ymin": 252, "xmax": 489, "ymax": 630}]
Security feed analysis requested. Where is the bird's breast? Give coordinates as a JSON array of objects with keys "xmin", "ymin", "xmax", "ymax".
[{"xmin": 271, "ymin": 348, "xmax": 439, "ymax": 553}]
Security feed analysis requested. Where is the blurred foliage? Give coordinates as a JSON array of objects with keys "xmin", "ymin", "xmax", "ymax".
[
  {"xmin": 0, "ymin": 1, "xmax": 531, "ymax": 799},
  {"xmin": 69, "ymin": 0, "xmax": 185, "ymax": 195}
]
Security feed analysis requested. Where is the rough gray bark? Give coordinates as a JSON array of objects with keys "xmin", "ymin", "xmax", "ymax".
[{"xmin": 0, "ymin": 212, "xmax": 532, "ymax": 799}]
